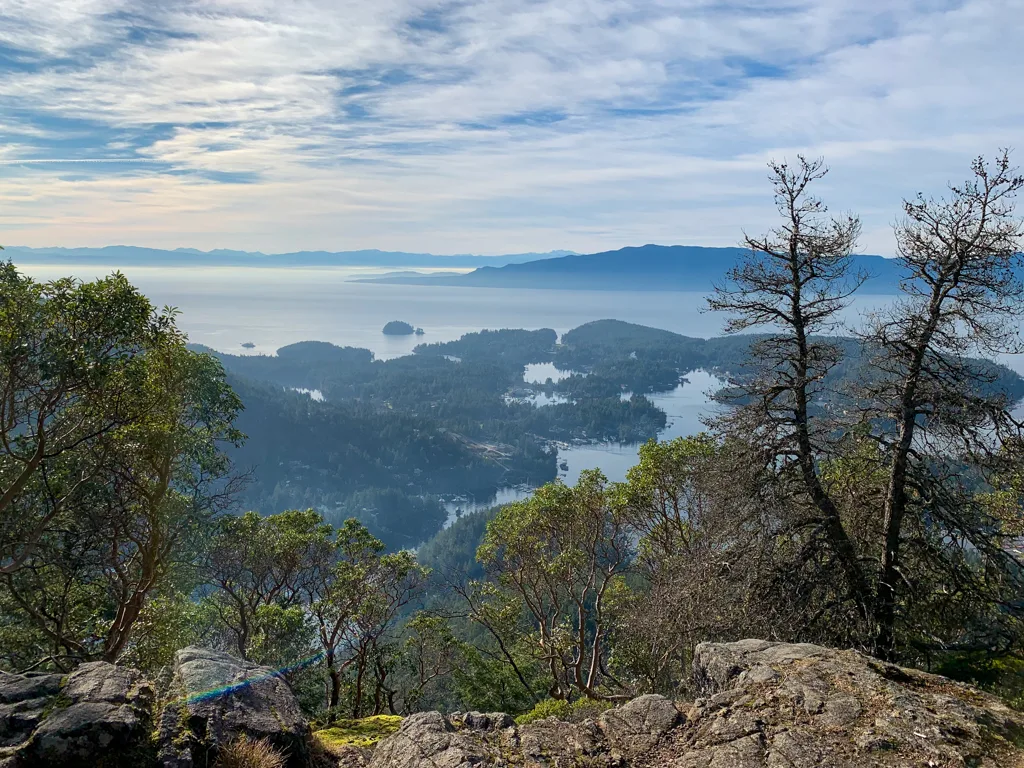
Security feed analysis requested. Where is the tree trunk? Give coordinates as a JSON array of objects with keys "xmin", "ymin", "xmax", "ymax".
[
  {"xmin": 874, "ymin": 402, "xmax": 916, "ymax": 660},
  {"xmin": 327, "ymin": 651, "xmax": 342, "ymax": 712}
]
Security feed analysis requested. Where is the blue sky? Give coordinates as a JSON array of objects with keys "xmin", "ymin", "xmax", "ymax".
[{"xmin": 0, "ymin": 0, "xmax": 1021, "ymax": 255}]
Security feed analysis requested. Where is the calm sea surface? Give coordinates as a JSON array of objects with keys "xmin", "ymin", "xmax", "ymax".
[
  {"xmin": 14, "ymin": 263, "xmax": 904, "ymax": 358},
  {"xmin": 17, "ymin": 263, "xmax": 1024, "ymax": 519}
]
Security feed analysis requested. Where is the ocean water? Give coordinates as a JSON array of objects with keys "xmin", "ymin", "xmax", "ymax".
[{"xmin": 14, "ymin": 263, "xmax": 746, "ymax": 357}]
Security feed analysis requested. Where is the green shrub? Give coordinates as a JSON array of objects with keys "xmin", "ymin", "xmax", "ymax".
[
  {"xmin": 936, "ymin": 653, "xmax": 1024, "ymax": 711},
  {"xmin": 514, "ymin": 696, "xmax": 617, "ymax": 726},
  {"xmin": 514, "ymin": 698, "xmax": 572, "ymax": 725}
]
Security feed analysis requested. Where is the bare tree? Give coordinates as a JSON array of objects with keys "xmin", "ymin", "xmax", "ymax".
[
  {"xmin": 707, "ymin": 157, "xmax": 872, "ymax": 627},
  {"xmin": 861, "ymin": 150, "xmax": 1024, "ymax": 658}
]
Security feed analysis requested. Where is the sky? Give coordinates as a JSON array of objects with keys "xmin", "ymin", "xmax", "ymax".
[{"xmin": 0, "ymin": 0, "xmax": 1021, "ymax": 256}]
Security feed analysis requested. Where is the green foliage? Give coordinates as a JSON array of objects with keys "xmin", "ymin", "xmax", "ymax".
[
  {"xmin": 417, "ymin": 507, "xmax": 500, "ymax": 585},
  {"xmin": 393, "ymin": 613, "xmax": 463, "ymax": 712},
  {"xmin": 120, "ymin": 592, "xmax": 213, "ymax": 673},
  {"xmin": 415, "ymin": 328, "xmax": 557, "ymax": 366},
  {"xmin": 513, "ymin": 696, "xmax": 613, "ymax": 725},
  {"xmin": 0, "ymin": 263, "xmax": 243, "ymax": 668},
  {"xmin": 935, "ymin": 654, "xmax": 1024, "ymax": 711},
  {"xmin": 204, "ymin": 509, "xmax": 333, "ymax": 660},
  {"xmin": 204, "ymin": 316, "xmax": 1024, "ymax": 563},
  {"xmin": 515, "ymin": 698, "xmax": 572, "ymax": 725},
  {"xmin": 223, "ymin": 376, "xmax": 536, "ymax": 547},
  {"xmin": 5, "ymin": 243, "xmax": 1024, "ymax": 721},
  {"xmin": 479, "ymin": 470, "xmax": 633, "ymax": 701}
]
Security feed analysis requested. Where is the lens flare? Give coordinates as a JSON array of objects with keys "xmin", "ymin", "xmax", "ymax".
[{"xmin": 178, "ymin": 650, "xmax": 327, "ymax": 706}]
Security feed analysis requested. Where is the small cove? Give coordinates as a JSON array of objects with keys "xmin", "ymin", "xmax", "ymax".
[{"xmin": 442, "ymin": 368, "xmax": 724, "ymax": 525}]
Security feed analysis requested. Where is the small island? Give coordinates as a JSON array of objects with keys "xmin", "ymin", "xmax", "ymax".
[
  {"xmin": 240, "ymin": 342, "xmax": 256, "ymax": 349},
  {"xmin": 382, "ymin": 320, "xmax": 423, "ymax": 336}
]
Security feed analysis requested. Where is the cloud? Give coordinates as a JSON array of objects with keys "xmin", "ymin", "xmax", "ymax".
[{"xmin": 0, "ymin": 0, "xmax": 1021, "ymax": 254}]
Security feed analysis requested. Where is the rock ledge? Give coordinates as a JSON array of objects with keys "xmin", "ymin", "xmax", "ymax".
[{"xmin": 367, "ymin": 640, "xmax": 1024, "ymax": 768}]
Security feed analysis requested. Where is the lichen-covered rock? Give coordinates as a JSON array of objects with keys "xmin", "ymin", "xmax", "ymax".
[
  {"xmin": 450, "ymin": 711, "xmax": 514, "ymax": 731},
  {"xmin": 157, "ymin": 646, "xmax": 311, "ymax": 768},
  {"xmin": 654, "ymin": 639, "xmax": 1024, "ymax": 767},
  {"xmin": 518, "ymin": 716, "xmax": 613, "ymax": 766},
  {"xmin": 368, "ymin": 641, "xmax": 1024, "ymax": 768},
  {"xmin": 0, "ymin": 670, "xmax": 62, "ymax": 753},
  {"xmin": 367, "ymin": 712, "xmax": 498, "ymax": 768},
  {"xmin": 598, "ymin": 694, "xmax": 680, "ymax": 759},
  {"xmin": 0, "ymin": 662, "xmax": 154, "ymax": 768}
]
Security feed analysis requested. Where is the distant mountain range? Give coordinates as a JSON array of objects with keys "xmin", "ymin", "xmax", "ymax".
[
  {"xmin": 6, "ymin": 243, "xmax": 921, "ymax": 293},
  {"xmin": 357, "ymin": 244, "xmax": 909, "ymax": 293},
  {"xmin": 2, "ymin": 245, "xmax": 575, "ymax": 269}
]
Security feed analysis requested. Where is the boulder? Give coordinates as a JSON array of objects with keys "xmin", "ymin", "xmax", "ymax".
[
  {"xmin": 0, "ymin": 662, "xmax": 154, "ymax": 768},
  {"xmin": 518, "ymin": 716, "xmax": 612, "ymax": 766},
  {"xmin": 0, "ymin": 670, "xmax": 62, "ymax": 752},
  {"xmin": 157, "ymin": 646, "xmax": 311, "ymax": 768},
  {"xmin": 367, "ymin": 711, "xmax": 498, "ymax": 768},
  {"xmin": 598, "ymin": 694, "xmax": 680, "ymax": 759}
]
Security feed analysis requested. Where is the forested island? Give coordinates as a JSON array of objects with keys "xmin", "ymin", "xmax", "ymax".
[
  {"xmin": 3, "ymin": 154, "xmax": 1024, "ymax": 768},
  {"xmin": 382, "ymin": 320, "xmax": 420, "ymax": 335}
]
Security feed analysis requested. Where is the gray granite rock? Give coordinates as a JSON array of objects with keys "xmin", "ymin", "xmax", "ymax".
[
  {"xmin": 367, "ymin": 712, "xmax": 492, "ymax": 768},
  {"xmin": 156, "ymin": 646, "xmax": 311, "ymax": 768},
  {"xmin": 0, "ymin": 662, "xmax": 154, "ymax": 768}
]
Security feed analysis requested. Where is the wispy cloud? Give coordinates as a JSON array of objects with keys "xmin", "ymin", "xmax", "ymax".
[{"xmin": 0, "ymin": 0, "xmax": 1021, "ymax": 254}]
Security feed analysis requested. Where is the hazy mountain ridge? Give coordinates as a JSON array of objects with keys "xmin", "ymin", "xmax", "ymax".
[
  {"xmin": 2, "ymin": 244, "xmax": 575, "ymax": 268},
  {"xmin": 9, "ymin": 243, "xmax": 1016, "ymax": 294},
  {"xmin": 360, "ymin": 244, "xmax": 911, "ymax": 293}
]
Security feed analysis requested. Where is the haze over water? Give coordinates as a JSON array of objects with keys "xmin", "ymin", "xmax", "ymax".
[{"xmin": 16, "ymin": 263, "xmax": 900, "ymax": 360}]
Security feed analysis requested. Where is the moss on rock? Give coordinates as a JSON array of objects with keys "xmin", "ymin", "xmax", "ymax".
[{"xmin": 314, "ymin": 715, "xmax": 403, "ymax": 750}]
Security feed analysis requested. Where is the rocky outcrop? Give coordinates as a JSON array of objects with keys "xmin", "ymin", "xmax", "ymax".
[
  {"xmin": 366, "ymin": 700, "xmax": 679, "ymax": 768},
  {"xmin": 667, "ymin": 638, "xmax": 1024, "ymax": 767},
  {"xmin": 367, "ymin": 640, "xmax": 1024, "ymax": 768},
  {"xmin": 157, "ymin": 646, "xmax": 312, "ymax": 768},
  {"xmin": 2, "ymin": 640, "xmax": 1023, "ymax": 767},
  {"xmin": 0, "ymin": 662, "xmax": 154, "ymax": 768}
]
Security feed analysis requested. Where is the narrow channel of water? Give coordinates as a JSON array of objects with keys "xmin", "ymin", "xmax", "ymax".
[{"xmin": 442, "ymin": 369, "xmax": 723, "ymax": 525}]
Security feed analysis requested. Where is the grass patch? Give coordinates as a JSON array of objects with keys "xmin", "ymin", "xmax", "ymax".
[
  {"xmin": 314, "ymin": 715, "xmax": 403, "ymax": 750},
  {"xmin": 214, "ymin": 735, "xmax": 286, "ymax": 768}
]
